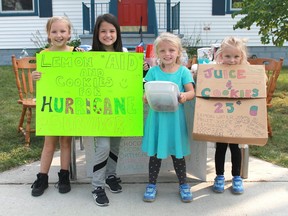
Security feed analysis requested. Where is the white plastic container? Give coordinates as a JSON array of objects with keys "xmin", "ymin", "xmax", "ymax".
[
  {"xmin": 144, "ymin": 81, "xmax": 180, "ymax": 112},
  {"xmin": 197, "ymin": 47, "xmax": 212, "ymax": 64}
]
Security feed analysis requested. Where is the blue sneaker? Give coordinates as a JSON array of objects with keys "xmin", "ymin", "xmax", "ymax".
[
  {"xmin": 179, "ymin": 183, "xmax": 193, "ymax": 202},
  {"xmin": 232, "ymin": 176, "xmax": 244, "ymax": 194},
  {"xmin": 143, "ymin": 184, "xmax": 157, "ymax": 202},
  {"xmin": 213, "ymin": 175, "xmax": 225, "ymax": 193}
]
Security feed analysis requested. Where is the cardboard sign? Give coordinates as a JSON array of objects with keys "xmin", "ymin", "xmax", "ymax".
[
  {"xmin": 193, "ymin": 98, "xmax": 268, "ymax": 145},
  {"xmin": 193, "ymin": 64, "xmax": 268, "ymax": 146},
  {"xmin": 36, "ymin": 52, "xmax": 144, "ymax": 136},
  {"xmin": 196, "ymin": 64, "xmax": 266, "ymax": 98}
]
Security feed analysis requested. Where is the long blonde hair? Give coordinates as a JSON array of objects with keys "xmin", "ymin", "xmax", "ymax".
[
  {"xmin": 46, "ymin": 16, "xmax": 72, "ymax": 44},
  {"xmin": 154, "ymin": 32, "xmax": 183, "ymax": 65},
  {"xmin": 215, "ymin": 36, "xmax": 249, "ymax": 64}
]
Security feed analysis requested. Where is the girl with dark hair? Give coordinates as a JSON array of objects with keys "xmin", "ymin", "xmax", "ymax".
[{"xmin": 89, "ymin": 13, "xmax": 127, "ymax": 207}]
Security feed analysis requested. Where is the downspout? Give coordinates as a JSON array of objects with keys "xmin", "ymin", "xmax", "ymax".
[
  {"xmin": 167, "ymin": 0, "xmax": 171, "ymax": 32},
  {"xmin": 91, "ymin": 0, "xmax": 95, "ymax": 33}
]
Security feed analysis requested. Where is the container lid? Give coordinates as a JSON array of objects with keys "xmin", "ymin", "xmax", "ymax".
[{"xmin": 144, "ymin": 81, "xmax": 180, "ymax": 112}]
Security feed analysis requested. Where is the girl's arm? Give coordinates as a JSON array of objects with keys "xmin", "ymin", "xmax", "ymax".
[{"xmin": 178, "ymin": 83, "xmax": 195, "ymax": 104}]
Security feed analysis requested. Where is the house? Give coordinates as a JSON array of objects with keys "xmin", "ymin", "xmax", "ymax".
[{"xmin": 0, "ymin": 0, "xmax": 286, "ymax": 65}]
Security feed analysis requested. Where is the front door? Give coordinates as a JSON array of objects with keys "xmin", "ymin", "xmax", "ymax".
[{"xmin": 118, "ymin": 0, "xmax": 148, "ymax": 32}]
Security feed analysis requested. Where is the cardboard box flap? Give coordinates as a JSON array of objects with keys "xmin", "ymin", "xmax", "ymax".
[
  {"xmin": 196, "ymin": 64, "xmax": 266, "ymax": 98},
  {"xmin": 192, "ymin": 133, "xmax": 268, "ymax": 146},
  {"xmin": 192, "ymin": 97, "xmax": 268, "ymax": 146}
]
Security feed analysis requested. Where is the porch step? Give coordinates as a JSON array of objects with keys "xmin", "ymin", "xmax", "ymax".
[
  {"xmin": 121, "ymin": 33, "xmax": 156, "ymax": 48},
  {"xmin": 79, "ymin": 33, "xmax": 157, "ymax": 51}
]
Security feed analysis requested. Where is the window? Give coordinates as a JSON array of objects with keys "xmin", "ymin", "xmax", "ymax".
[
  {"xmin": 226, "ymin": 0, "xmax": 243, "ymax": 14},
  {"xmin": 0, "ymin": 0, "xmax": 38, "ymax": 16},
  {"xmin": 212, "ymin": 0, "xmax": 243, "ymax": 15}
]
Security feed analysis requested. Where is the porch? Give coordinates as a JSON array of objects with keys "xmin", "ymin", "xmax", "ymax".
[{"xmin": 79, "ymin": 0, "xmax": 181, "ymax": 50}]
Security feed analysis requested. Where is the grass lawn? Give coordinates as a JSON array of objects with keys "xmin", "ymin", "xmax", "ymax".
[
  {"xmin": 0, "ymin": 65, "xmax": 287, "ymax": 172},
  {"xmin": 0, "ymin": 66, "xmax": 44, "ymax": 172},
  {"xmin": 249, "ymin": 65, "xmax": 288, "ymax": 167}
]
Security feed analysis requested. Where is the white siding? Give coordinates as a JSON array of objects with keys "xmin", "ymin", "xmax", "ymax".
[
  {"xmin": 0, "ymin": 0, "xmax": 85, "ymax": 49},
  {"xmin": 160, "ymin": 0, "xmax": 288, "ymax": 47},
  {"xmin": 0, "ymin": 0, "xmax": 287, "ymax": 49}
]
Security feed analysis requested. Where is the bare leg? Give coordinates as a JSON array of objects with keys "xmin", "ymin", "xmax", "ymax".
[
  {"xmin": 59, "ymin": 136, "xmax": 72, "ymax": 170},
  {"xmin": 39, "ymin": 136, "xmax": 58, "ymax": 174}
]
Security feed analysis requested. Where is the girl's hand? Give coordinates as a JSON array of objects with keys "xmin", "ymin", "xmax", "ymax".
[
  {"xmin": 179, "ymin": 83, "xmax": 195, "ymax": 103},
  {"xmin": 32, "ymin": 71, "xmax": 42, "ymax": 81},
  {"xmin": 178, "ymin": 93, "xmax": 187, "ymax": 104},
  {"xmin": 143, "ymin": 62, "xmax": 150, "ymax": 71},
  {"xmin": 75, "ymin": 47, "xmax": 85, "ymax": 52},
  {"xmin": 143, "ymin": 94, "xmax": 148, "ymax": 104}
]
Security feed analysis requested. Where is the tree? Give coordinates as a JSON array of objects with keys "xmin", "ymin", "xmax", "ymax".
[{"xmin": 232, "ymin": 0, "xmax": 288, "ymax": 46}]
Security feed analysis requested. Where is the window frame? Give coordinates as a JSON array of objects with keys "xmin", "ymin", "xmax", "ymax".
[
  {"xmin": 0, "ymin": 0, "xmax": 38, "ymax": 17},
  {"xmin": 226, "ymin": 0, "xmax": 243, "ymax": 14}
]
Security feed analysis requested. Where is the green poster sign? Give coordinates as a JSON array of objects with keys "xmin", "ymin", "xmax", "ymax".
[{"xmin": 36, "ymin": 52, "xmax": 144, "ymax": 136}]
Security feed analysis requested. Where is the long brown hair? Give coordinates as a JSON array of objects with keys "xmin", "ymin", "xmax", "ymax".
[{"xmin": 91, "ymin": 13, "xmax": 123, "ymax": 52}]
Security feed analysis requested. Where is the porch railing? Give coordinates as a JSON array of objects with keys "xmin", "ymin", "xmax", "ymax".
[
  {"xmin": 82, "ymin": 2, "xmax": 109, "ymax": 34},
  {"xmin": 82, "ymin": 1, "xmax": 180, "ymax": 35},
  {"xmin": 155, "ymin": 1, "xmax": 180, "ymax": 34}
]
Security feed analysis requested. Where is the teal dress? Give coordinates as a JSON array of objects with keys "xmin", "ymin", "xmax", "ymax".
[{"xmin": 142, "ymin": 65, "xmax": 194, "ymax": 159}]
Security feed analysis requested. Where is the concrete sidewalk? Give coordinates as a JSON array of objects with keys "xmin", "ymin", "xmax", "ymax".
[{"xmin": 1, "ymin": 142, "xmax": 288, "ymax": 216}]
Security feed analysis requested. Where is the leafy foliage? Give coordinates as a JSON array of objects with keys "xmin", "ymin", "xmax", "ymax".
[
  {"xmin": 67, "ymin": 38, "xmax": 81, "ymax": 48},
  {"xmin": 232, "ymin": 0, "xmax": 288, "ymax": 46}
]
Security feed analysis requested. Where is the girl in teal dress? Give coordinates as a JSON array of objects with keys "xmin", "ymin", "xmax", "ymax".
[{"xmin": 142, "ymin": 32, "xmax": 195, "ymax": 203}]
